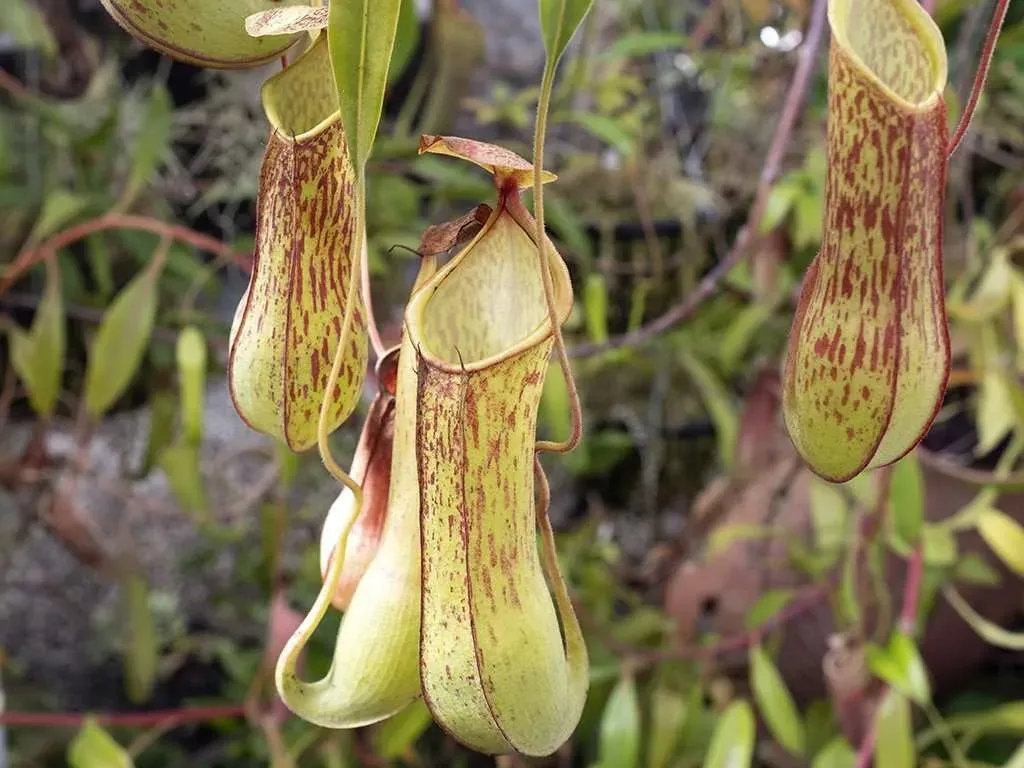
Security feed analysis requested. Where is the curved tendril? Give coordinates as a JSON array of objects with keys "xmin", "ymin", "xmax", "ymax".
[{"xmin": 531, "ymin": 65, "xmax": 583, "ymax": 456}]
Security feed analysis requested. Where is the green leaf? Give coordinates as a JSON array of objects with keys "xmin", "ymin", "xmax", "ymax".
[
  {"xmin": 916, "ymin": 702, "xmax": 1024, "ymax": 749},
  {"xmin": 176, "ymin": 326, "xmax": 207, "ymax": 445},
  {"xmin": 944, "ymin": 585, "xmax": 1024, "ymax": 650},
  {"xmin": 745, "ymin": 589, "xmax": 794, "ymax": 630},
  {"xmin": 371, "ymin": 699, "xmax": 432, "ymax": 759},
  {"xmin": 141, "ymin": 390, "xmax": 176, "ymax": 477},
  {"xmin": 760, "ymin": 179, "xmax": 801, "ymax": 234},
  {"xmin": 811, "ymin": 737, "xmax": 856, "ymax": 768},
  {"xmin": 389, "ymin": 0, "xmax": 420, "ymax": 83},
  {"xmin": 328, "ymin": 0, "xmax": 402, "ymax": 171},
  {"xmin": 954, "ymin": 553, "xmax": 1001, "ymax": 587},
  {"xmin": 539, "ymin": 0, "xmax": 594, "ymax": 62},
  {"xmin": 679, "ymin": 351, "xmax": 737, "ymax": 472},
  {"xmin": 750, "ymin": 644, "xmax": 805, "ymax": 755},
  {"xmin": 27, "ymin": 190, "xmax": 90, "ymax": 246},
  {"xmin": 703, "ymin": 700, "xmax": 755, "ymax": 768},
  {"xmin": 792, "ymin": 191, "xmax": 823, "ymax": 250},
  {"xmin": 83, "ymin": 261, "xmax": 161, "ymax": 418},
  {"xmin": 875, "ymin": 691, "xmax": 914, "ymax": 768},
  {"xmin": 0, "ymin": 0, "xmax": 57, "ymax": 56},
  {"xmin": 808, "ymin": 477, "xmax": 849, "ymax": 565},
  {"xmin": 866, "ymin": 633, "xmax": 931, "ymax": 705},
  {"xmin": 160, "ymin": 440, "xmax": 208, "ymax": 516},
  {"xmin": 804, "ymin": 700, "xmax": 839, "ymax": 757},
  {"xmin": 599, "ymin": 31, "xmax": 689, "ymax": 60},
  {"xmin": 8, "ymin": 259, "xmax": 64, "ymax": 417},
  {"xmin": 122, "ymin": 574, "xmax": 157, "ymax": 704},
  {"xmin": 599, "ymin": 674, "xmax": 641, "ymax": 768},
  {"xmin": 572, "ymin": 112, "xmax": 634, "ymax": 156},
  {"xmin": 647, "ymin": 685, "xmax": 688, "ymax": 768},
  {"xmin": 120, "ymin": 85, "xmax": 173, "ymax": 209},
  {"xmin": 977, "ymin": 370, "xmax": 1015, "ymax": 455},
  {"xmin": 68, "ymin": 719, "xmax": 133, "ymax": 768},
  {"xmin": 584, "ymin": 273, "xmax": 609, "ymax": 343},
  {"xmin": 976, "ymin": 506, "xmax": 1024, "ymax": 576},
  {"xmin": 921, "ymin": 523, "xmax": 957, "ymax": 567},
  {"xmin": 889, "ymin": 454, "xmax": 923, "ymax": 548}
]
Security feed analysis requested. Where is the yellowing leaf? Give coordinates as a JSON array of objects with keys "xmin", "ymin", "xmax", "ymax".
[
  {"xmin": 8, "ymin": 258, "xmax": 64, "ymax": 417},
  {"xmin": 599, "ymin": 674, "xmax": 641, "ymax": 768},
  {"xmin": 327, "ymin": 0, "xmax": 402, "ymax": 171},
  {"xmin": 245, "ymin": 6, "xmax": 328, "ymax": 36},
  {"xmin": 977, "ymin": 369, "xmax": 1015, "ymax": 455},
  {"xmin": 176, "ymin": 326, "xmax": 206, "ymax": 445},
  {"xmin": 84, "ymin": 258, "xmax": 161, "ymax": 418},
  {"xmin": 783, "ymin": 0, "xmax": 950, "ymax": 482},
  {"xmin": 539, "ymin": 0, "xmax": 594, "ymax": 63},
  {"xmin": 98, "ymin": 0, "xmax": 297, "ymax": 68},
  {"xmin": 68, "ymin": 719, "xmax": 133, "ymax": 768},
  {"xmin": 750, "ymin": 645, "xmax": 806, "ymax": 755},
  {"xmin": 703, "ymin": 700, "xmax": 755, "ymax": 768},
  {"xmin": 976, "ymin": 506, "xmax": 1024, "ymax": 576},
  {"xmin": 921, "ymin": 523, "xmax": 957, "ymax": 566},
  {"xmin": 949, "ymin": 248, "xmax": 1013, "ymax": 323},
  {"xmin": 875, "ymin": 690, "xmax": 914, "ymax": 768}
]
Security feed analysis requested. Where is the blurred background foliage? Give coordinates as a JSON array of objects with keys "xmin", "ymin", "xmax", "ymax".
[{"xmin": 1, "ymin": 0, "xmax": 1024, "ymax": 766}]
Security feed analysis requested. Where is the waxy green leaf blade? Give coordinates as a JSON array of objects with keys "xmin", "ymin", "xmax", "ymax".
[
  {"xmin": 598, "ymin": 674, "xmax": 641, "ymax": 768},
  {"xmin": 176, "ymin": 326, "xmax": 206, "ymax": 445},
  {"xmin": 122, "ymin": 573, "xmax": 158, "ymax": 704},
  {"xmin": 875, "ymin": 690, "xmax": 914, "ymax": 768},
  {"xmin": 889, "ymin": 454, "xmax": 923, "ymax": 548},
  {"xmin": 539, "ymin": 0, "xmax": 594, "ymax": 63},
  {"xmin": 68, "ymin": 719, "xmax": 133, "ymax": 768},
  {"xmin": 703, "ymin": 700, "xmax": 755, "ymax": 768},
  {"xmin": 9, "ymin": 258, "xmax": 64, "ymax": 417},
  {"xmin": 750, "ymin": 644, "xmax": 806, "ymax": 755},
  {"xmin": 327, "ymin": 0, "xmax": 402, "ymax": 171}
]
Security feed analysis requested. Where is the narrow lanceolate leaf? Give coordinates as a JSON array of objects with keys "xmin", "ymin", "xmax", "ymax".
[
  {"xmin": 598, "ymin": 675, "xmax": 641, "ymax": 768},
  {"xmin": 122, "ymin": 573, "xmax": 158, "ymax": 704},
  {"xmin": 245, "ymin": 6, "xmax": 328, "ymax": 37},
  {"xmin": 539, "ymin": 0, "xmax": 595, "ymax": 63},
  {"xmin": 875, "ymin": 690, "xmax": 914, "ymax": 768},
  {"xmin": 228, "ymin": 36, "xmax": 367, "ymax": 452},
  {"xmin": 888, "ymin": 453, "xmax": 923, "ymax": 548},
  {"xmin": 750, "ymin": 645, "xmax": 806, "ymax": 755},
  {"xmin": 176, "ymin": 326, "xmax": 206, "ymax": 445},
  {"xmin": 327, "ymin": 0, "xmax": 402, "ymax": 171},
  {"xmin": 121, "ymin": 85, "xmax": 173, "ymax": 209},
  {"xmin": 84, "ymin": 257, "xmax": 161, "ymax": 418},
  {"xmin": 8, "ymin": 257, "xmax": 64, "ymax": 417},
  {"xmin": 976, "ymin": 506, "xmax": 1024, "ymax": 576},
  {"xmin": 408, "ymin": 145, "xmax": 585, "ymax": 756},
  {"xmin": 646, "ymin": 686, "xmax": 688, "ymax": 768},
  {"xmin": 944, "ymin": 585, "xmax": 1024, "ymax": 650},
  {"xmin": 783, "ymin": 0, "xmax": 950, "ymax": 482},
  {"xmin": 68, "ymin": 719, "xmax": 133, "ymax": 768},
  {"xmin": 703, "ymin": 700, "xmax": 755, "ymax": 768},
  {"xmin": 97, "ymin": 0, "xmax": 297, "ymax": 68}
]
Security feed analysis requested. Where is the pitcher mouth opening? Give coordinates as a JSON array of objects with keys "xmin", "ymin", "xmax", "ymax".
[
  {"xmin": 261, "ymin": 35, "xmax": 340, "ymax": 141},
  {"xmin": 828, "ymin": 0, "xmax": 947, "ymax": 111},
  {"xmin": 407, "ymin": 202, "xmax": 572, "ymax": 372}
]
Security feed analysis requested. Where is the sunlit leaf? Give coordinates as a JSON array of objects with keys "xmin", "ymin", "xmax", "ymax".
[
  {"xmin": 703, "ymin": 700, "xmax": 755, "ymax": 768},
  {"xmin": 875, "ymin": 690, "xmax": 914, "ymax": 768},
  {"xmin": 68, "ymin": 719, "xmax": 133, "ymax": 768},
  {"xmin": 921, "ymin": 523, "xmax": 957, "ymax": 566},
  {"xmin": 599, "ymin": 674, "xmax": 641, "ymax": 768},
  {"xmin": 889, "ymin": 454, "xmax": 924, "ymax": 548},
  {"xmin": 371, "ymin": 699, "xmax": 433, "ymax": 760},
  {"xmin": 122, "ymin": 574, "xmax": 157, "ymax": 704},
  {"xmin": 539, "ymin": 0, "xmax": 595, "ymax": 63},
  {"xmin": 866, "ymin": 632, "xmax": 931, "ymax": 705},
  {"xmin": 977, "ymin": 370, "xmax": 1015, "ymax": 455},
  {"xmin": 750, "ymin": 645, "xmax": 806, "ymax": 755},
  {"xmin": 976, "ymin": 506, "xmax": 1024, "ymax": 576},
  {"xmin": 647, "ymin": 685, "xmax": 688, "ymax": 768},
  {"xmin": 745, "ymin": 589, "xmax": 794, "ymax": 630},
  {"xmin": 760, "ymin": 178, "xmax": 802, "ymax": 234},
  {"xmin": 7, "ymin": 258, "xmax": 64, "ymax": 417},
  {"xmin": 120, "ymin": 85, "xmax": 172, "ymax": 209},
  {"xmin": 949, "ymin": 248, "xmax": 1013, "ymax": 323},
  {"xmin": 812, "ymin": 736, "xmax": 856, "ymax": 768},
  {"xmin": 328, "ymin": 0, "xmax": 402, "ymax": 171},
  {"xmin": 176, "ymin": 326, "xmax": 206, "ymax": 445},
  {"xmin": 954, "ymin": 552, "xmax": 1002, "ymax": 587},
  {"xmin": 572, "ymin": 112, "xmax": 634, "ymax": 156},
  {"xmin": 83, "ymin": 258, "xmax": 161, "ymax": 418}
]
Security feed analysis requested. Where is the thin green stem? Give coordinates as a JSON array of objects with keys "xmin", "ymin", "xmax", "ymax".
[{"xmin": 532, "ymin": 63, "xmax": 582, "ymax": 455}]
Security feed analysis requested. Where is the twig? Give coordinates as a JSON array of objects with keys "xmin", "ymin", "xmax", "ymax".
[
  {"xmin": 0, "ymin": 705, "xmax": 246, "ymax": 728},
  {"xmin": 569, "ymin": 0, "xmax": 829, "ymax": 358},
  {"xmin": 1, "ymin": 214, "xmax": 251, "ymax": 299},
  {"xmin": 0, "ymin": 66, "xmax": 36, "ymax": 101},
  {"xmin": 947, "ymin": 0, "xmax": 1011, "ymax": 157}
]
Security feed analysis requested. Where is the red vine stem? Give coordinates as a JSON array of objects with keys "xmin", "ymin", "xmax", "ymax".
[
  {"xmin": 0, "ymin": 704, "xmax": 246, "ymax": 728},
  {"xmin": 947, "ymin": 0, "xmax": 1011, "ymax": 158},
  {"xmin": 1, "ymin": 214, "xmax": 252, "ymax": 299},
  {"xmin": 569, "ymin": 0, "xmax": 828, "ymax": 358}
]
